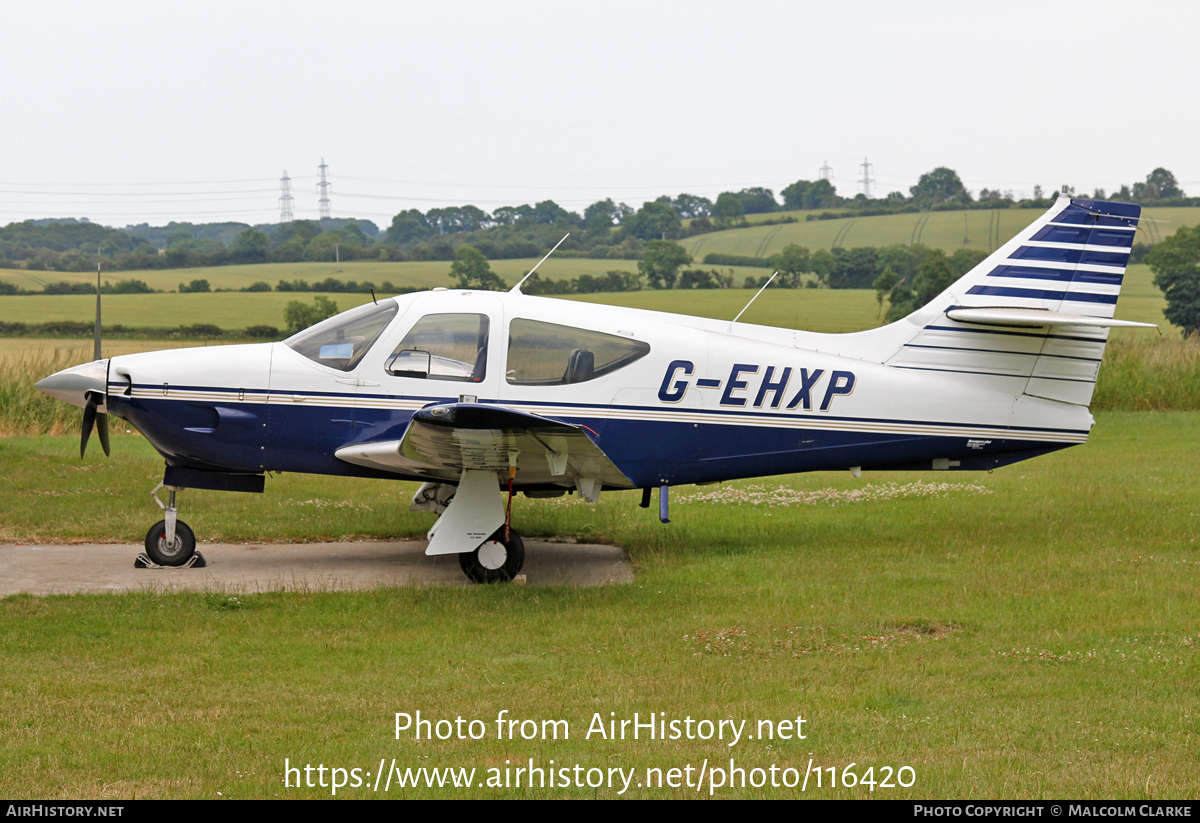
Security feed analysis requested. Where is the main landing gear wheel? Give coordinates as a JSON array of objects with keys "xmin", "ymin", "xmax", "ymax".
[
  {"xmin": 144, "ymin": 519, "xmax": 197, "ymax": 567},
  {"xmin": 459, "ymin": 528, "xmax": 525, "ymax": 584}
]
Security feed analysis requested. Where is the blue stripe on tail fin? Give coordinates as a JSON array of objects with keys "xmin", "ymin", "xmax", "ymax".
[{"xmin": 885, "ymin": 195, "xmax": 1142, "ymax": 406}]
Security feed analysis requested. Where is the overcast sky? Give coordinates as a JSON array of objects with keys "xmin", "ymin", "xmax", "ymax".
[{"xmin": 2, "ymin": 0, "xmax": 1196, "ymax": 227}]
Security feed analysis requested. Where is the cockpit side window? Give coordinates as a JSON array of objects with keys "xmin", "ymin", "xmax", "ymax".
[
  {"xmin": 506, "ymin": 319, "xmax": 650, "ymax": 385},
  {"xmin": 284, "ymin": 300, "xmax": 399, "ymax": 372},
  {"xmin": 385, "ymin": 313, "xmax": 489, "ymax": 382}
]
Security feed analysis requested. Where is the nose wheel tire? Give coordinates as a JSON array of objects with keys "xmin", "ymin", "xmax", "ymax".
[
  {"xmin": 459, "ymin": 528, "xmax": 525, "ymax": 584},
  {"xmin": 144, "ymin": 520, "xmax": 197, "ymax": 567}
]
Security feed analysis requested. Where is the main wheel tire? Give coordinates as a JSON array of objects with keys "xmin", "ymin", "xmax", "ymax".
[
  {"xmin": 459, "ymin": 528, "xmax": 525, "ymax": 584},
  {"xmin": 144, "ymin": 519, "xmax": 197, "ymax": 567}
]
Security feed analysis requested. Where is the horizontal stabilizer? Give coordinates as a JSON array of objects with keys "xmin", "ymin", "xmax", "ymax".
[{"xmin": 946, "ymin": 307, "xmax": 1156, "ymax": 329}]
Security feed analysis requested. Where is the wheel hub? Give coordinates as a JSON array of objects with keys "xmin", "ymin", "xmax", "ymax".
[
  {"xmin": 157, "ymin": 535, "xmax": 183, "ymax": 557},
  {"xmin": 477, "ymin": 540, "xmax": 507, "ymax": 570}
]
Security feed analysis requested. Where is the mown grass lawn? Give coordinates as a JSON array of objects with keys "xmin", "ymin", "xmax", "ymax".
[{"xmin": 1, "ymin": 412, "xmax": 1197, "ymax": 799}]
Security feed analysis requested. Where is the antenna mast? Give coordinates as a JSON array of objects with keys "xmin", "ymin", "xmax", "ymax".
[
  {"xmin": 279, "ymin": 170, "xmax": 294, "ymax": 223},
  {"xmin": 317, "ymin": 158, "xmax": 332, "ymax": 220}
]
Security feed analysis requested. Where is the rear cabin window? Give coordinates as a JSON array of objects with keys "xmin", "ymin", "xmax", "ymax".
[
  {"xmin": 385, "ymin": 313, "xmax": 489, "ymax": 382},
  {"xmin": 506, "ymin": 319, "xmax": 650, "ymax": 385},
  {"xmin": 284, "ymin": 301, "xmax": 398, "ymax": 372}
]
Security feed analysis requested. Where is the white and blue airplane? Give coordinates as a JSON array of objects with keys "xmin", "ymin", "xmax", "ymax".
[{"xmin": 36, "ymin": 190, "xmax": 1152, "ymax": 582}]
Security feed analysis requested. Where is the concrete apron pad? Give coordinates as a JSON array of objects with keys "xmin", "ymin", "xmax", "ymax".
[{"xmin": 0, "ymin": 540, "xmax": 635, "ymax": 596}]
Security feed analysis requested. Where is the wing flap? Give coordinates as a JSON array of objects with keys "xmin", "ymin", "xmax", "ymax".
[{"xmin": 334, "ymin": 402, "xmax": 634, "ymax": 489}]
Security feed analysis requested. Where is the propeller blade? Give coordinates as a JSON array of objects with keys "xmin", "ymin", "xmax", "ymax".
[
  {"xmin": 97, "ymin": 412, "xmax": 110, "ymax": 457},
  {"xmin": 81, "ymin": 395, "xmax": 97, "ymax": 458}
]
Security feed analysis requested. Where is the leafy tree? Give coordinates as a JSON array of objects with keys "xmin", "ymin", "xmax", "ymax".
[
  {"xmin": 802, "ymin": 179, "xmax": 838, "ymax": 209},
  {"xmin": 229, "ymin": 229, "xmax": 270, "ymax": 264},
  {"xmin": 712, "ymin": 193, "xmax": 745, "ymax": 227},
  {"xmin": 273, "ymin": 220, "xmax": 321, "ymax": 248},
  {"xmin": 625, "ymin": 201, "xmax": 681, "ymax": 240},
  {"xmin": 584, "ymin": 199, "xmax": 619, "ymax": 234},
  {"xmin": 730, "ymin": 187, "xmax": 778, "ymax": 214},
  {"xmin": 307, "ymin": 231, "xmax": 353, "ymax": 262},
  {"xmin": 909, "ymin": 167, "xmax": 971, "ymax": 206},
  {"xmin": 178, "ymin": 278, "xmax": 211, "ymax": 293},
  {"xmin": 809, "ymin": 248, "xmax": 837, "ymax": 287},
  {"xmin": 531, "ymin": 200, "xmax": 572, "ymax": 225},
  {"xmin": 449, "ymin": 245, "xmax": 506, "ymax": 290},
  {"xmin": 385, "ymin": 209, "xmax": 433, "ymax": 245},
  {"xmin": 873, "ymin": 266, "xmax": 901, "ymax": 318},
  {"xmin": 166, "ymin": 230, "xmax": 193, "ymax": 249},
  {"xmin": 672, "ymin": 194, "xmax": 712, "ymax": 218},
  {"xmin": 781, "ymin": 180, "xmax": 811, "ymax": 210},
  {"xmin": 1146, "ymin": 224, "xmax": 1200, "ymax": 334},
  {"xmin": 883, "ymin": 248, "xmax": 956, "ymax": 321},
  {"xmin": 241, "ymin": 281, "xmax": 272, "ymax": 293},
  {"xmin": 778, "ymin": 179, "xmax": 839, "ymax": 210},
  {"xmin": 677, "ymin": 269, "xmax": 720, "ymax": 289},
  {"xmin": 829, "ymin": 247, "xmax": 879, "ymax": 289},
  {"xmin": 340, "ymin": 220, "xmax": 369, "ymax": 246},
  {"xmin": 876, "ymin": 243, "xmax": 931, "ymax": 285},
  {"xmin": 1133, "ymin": 168, "xmax": 1184, "ymax": 201},
  {"xmin": 638, "ymin": 240, "xmax": 692, "ymax": 289},
  {"xmin": 272, "ymin": 237, "xmax": 307, "ymax": 263},
  {"xmin": 950, "ymin": 247, "xmax": 988, "ymax": 276},
  {"xmin": 283, "ymin": 295, "xmax": 339, "ymax": 333},
  {"xmin": 770, "ymin": 244, "xmax": 811, "ymax": 287},
  {"xmin": 426, "ymin": 205, "xmax": 489, "ymax": 234},
  {"xmin": 490, "ymin": 206, "xmax": 523, "ymax": 227}
]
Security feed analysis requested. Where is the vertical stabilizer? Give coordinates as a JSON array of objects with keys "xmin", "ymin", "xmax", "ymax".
[{"xmin": 885, "ymin": 194, "xmax": 1141, "ymax": 406}]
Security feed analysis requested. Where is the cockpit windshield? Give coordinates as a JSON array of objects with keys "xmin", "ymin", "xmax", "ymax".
[{"xmin": 284, "ymin": 300, "xmax": 399, "ymax": 372}]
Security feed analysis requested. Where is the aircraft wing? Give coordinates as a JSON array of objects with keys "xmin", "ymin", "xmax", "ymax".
[{"xmin": 334, "ymin": 402, "xmax": 634, "ymax": 494}]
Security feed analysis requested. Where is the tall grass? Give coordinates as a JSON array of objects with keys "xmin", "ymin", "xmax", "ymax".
[
  {"xmin": 0, "ymin": 349, "xmax": 87, "ymax": 436},
  {"xmin": 1093, "ymin": 334, "xmax": 1200, "ymax": 411}
]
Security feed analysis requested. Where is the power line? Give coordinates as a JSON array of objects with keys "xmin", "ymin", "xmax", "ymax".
[
  {"xmin": 0, "ymin": 187, "xmax": 276, "ymax": 196},
  {"xmin": 0, "ymin": 177, "xmax": 284, "ymax": 187}
]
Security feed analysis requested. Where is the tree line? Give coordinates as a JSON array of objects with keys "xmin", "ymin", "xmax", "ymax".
[{"xmin": 0, "ymin": 166, "xmax": 1188, "ymax": 275}]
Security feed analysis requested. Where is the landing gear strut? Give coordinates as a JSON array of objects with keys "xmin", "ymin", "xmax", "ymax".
[
  {"xmin": 142, "ymin": 483, "xmax": 200, "ymax": 567},
  {"xmin": 459, "ymin": 526, "xmax": 525, "ymax": 584}
]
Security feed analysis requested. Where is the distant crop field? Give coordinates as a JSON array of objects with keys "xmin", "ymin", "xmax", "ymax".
[
  {"xmin": 679, "ymin": 206, "xmax": 1200, "ymax": 259},
  {"xmin": 0, "ymin": 264, "xmax": 1171, "ymax": 336},
  {"xmin": 0, "ymin": 257, "xmax": 661, "ymax": 294}
]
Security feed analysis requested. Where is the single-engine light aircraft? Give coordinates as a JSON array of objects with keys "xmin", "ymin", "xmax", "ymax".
[{"xmin": 36, "ymin": 191, "xmax": 1153, "ymax": 582}]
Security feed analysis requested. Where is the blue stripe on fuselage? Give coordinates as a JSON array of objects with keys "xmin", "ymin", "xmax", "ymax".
[{"xmin": 111, "ymin": 388, "xmax": 1087, "ymax": 485}]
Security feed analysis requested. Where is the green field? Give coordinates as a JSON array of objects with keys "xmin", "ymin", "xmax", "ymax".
[
  {"xmin": 680, "ymin": 207, "xmax": 1200, "ymax": 259},
  {"xmin": 0, "ymin": 257, "xmax": 687, "ymax": 295},
  {"xmin": 5, "ymin": 205, "xmax": 1194, "ymax": 303},
  {"xmin": 0, "ymin": 264, "xmax": 1171, "ymax": 337},
  {"xmin": 1, "ymin": 413, "xmax": 1198, "ymax": 798}
]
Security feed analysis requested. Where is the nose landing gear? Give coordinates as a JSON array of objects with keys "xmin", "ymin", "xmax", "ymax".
[{"xmin": 138, "ymin": 483, "xmax": 205, "ymax": 568}]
